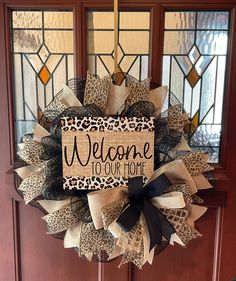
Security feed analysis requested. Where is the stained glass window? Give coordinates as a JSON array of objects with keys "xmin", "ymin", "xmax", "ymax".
[
  {"xmin": 11, "ymin": 10, "xmax": 74, "ymax": 144},
  {"xmin": 162, "ymin": 11, "xmax": 230, "ymax": 163},
  {"xmin": 87, "ymin": 11, "xmax": 150, "ymax": 80}
]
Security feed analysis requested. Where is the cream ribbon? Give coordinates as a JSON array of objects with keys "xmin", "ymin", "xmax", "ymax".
[
  {"xmin": 15, "ymin": 165, "xmax": 41, "ymax": 180},
  {"xmin": 88, "ymin": 159, "xmax": 196, "ymax": 230}
]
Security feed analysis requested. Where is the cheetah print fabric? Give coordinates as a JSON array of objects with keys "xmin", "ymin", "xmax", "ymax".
[
  {"xmin": 84, "ymin": 72, "xmax": 111, "ymax": 111},
  {"xmin": 61, "ymin": 116, "xmax": 155, "ymax": 132},
  {"xmin": 168, "ymin": 104, "xmax": 187, "ymax": 130},
  {"xmin": 18, "ymin": 139, "xmax": 45, "ymax": 168},
  {"xmin": 125, "ymin": 76, "xmax": 150, "ymax": 110},
  {"xmin": 63, "ymin": 175, "xmax": 148, "ymax": 190},
  {"xmin": 101, "ymin": 198, "xmax": 129, "ymax": 229},
  {"xmin": 166, "ymin": 183, "xmax": 192, "ymax": 205},
  {"xmin": 79, "ymin": 222, "xmax": 115, "ymax": 258},
  {"xmin": 177, "ymin": 221, "xmax": 201, "ymax": 244},
  {"xmin": 120, "ymin": 241, "xmax": 144, "ymax": 269},
  {"xmin": 63, "ymin": 176, "xmax": 127, "ymax": 190},
  {"xmin": 179, "ymin": 152, "xmax": 213, "ymax": 175},
  {"xmin": 43, "ymin": 200, "xmax": 83, "ymax": 234},
  {"xmin": 19, "ymin": 171, "xmax": 46, "ymax": 204},
  {"xmin": 43, "ymin": 95, "xmax": 67, "ymax": 120}
]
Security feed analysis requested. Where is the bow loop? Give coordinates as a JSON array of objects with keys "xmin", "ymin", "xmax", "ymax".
[
  {"xmin": 128, "ymin": 176, "xmax": 145, "ymax": 205},
  {"xmin": 117, "ymin": 173, "xmax": 176, "ymax": 251}
]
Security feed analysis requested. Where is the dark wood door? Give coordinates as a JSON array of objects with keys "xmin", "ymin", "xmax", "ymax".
[{"xmin": 1, "ymin": 1, "xmax": 236, "ymax": 281}]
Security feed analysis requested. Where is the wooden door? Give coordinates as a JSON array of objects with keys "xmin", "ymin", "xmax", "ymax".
[{"xmin": 1, "ymin": 1, "xmax": 236, "ymax": 281}]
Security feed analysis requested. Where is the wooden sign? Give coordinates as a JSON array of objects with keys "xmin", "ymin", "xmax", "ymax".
[{"xmin": 61, "ymin": 117, "xmax": 154, "ymax": 190}]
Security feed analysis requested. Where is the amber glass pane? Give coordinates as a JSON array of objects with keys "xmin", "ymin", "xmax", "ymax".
[
  {"xmin": 11, "ymin": 10, "xmax": 74, "ymax": 144},
  {"xmin": 162, "ymin": 11, "xmax": 230, "ymax": 163}
]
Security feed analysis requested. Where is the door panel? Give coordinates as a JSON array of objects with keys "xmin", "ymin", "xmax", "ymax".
[{"xmin": 1, "ymin": 1, "xmax": 236, "ymax": 281}]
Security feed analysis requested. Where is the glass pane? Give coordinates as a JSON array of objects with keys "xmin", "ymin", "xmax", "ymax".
[
  {"xmin": 119, "ymin": 31, "xmax": 149, "ymax": 54},
  {"xmin": 13, "ymin": 30, "xmax": 42, "ymax": 52},
  {"xmin": 45, "ymin": 30, "xmax": 73, "ymax": 53},
  {"xmin": 87, "ymin": 11, "xmax": 114, "ymax": 29},
  {"xmin": 165, "ymin": 12, "xmax": 196, "ymax": 29},
  {"xmin": 12, "ymin": 11, "xmax": 42, "ymax": 28},
  {"xmin": 87, "ymin": 11, "xmax": 150, "ymax": 80},
  {"xmin": 44, "ymin": 11, "xmax": 73, "ymax": 29},
  {"xmin": 197, "ymin": 11, "xmax": 229, "ymax": 30},
  {"xmin": 164, "ymin": 31, "xmax": 194, "ymax": 54},
  {"xmin": 87, "ymin": 31, "xmax": 114, "ymax": 54},
  {"xmin": 120, "ymin": 12, "xmax": 150, "ymax": 29},
  {"xmin": 162, "ymin": 10, "xmax": 230, "ymax": 163},
  {"xmin": 196, "ymin": 31, "xmax": 228, "ymax": 55},
  {"xmin": 11, "ymin": 10, "xmax": 74, "ymax": 144}
]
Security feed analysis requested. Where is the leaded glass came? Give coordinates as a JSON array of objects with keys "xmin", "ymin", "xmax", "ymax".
[
  {"xmin": 12, "ymin": 10, "xmax": 74, "ymax": 144},
  {"xmin": 162, "ymin": 11, "xmax": 229, "ymax": 163},
  {"xmin": 87, "ymin": 11, "xmax": 150, "ymax": 80}
]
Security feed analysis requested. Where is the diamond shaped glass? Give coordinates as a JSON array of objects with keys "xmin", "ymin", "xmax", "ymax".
[
  {"xmin": 187, "ymin": 67, "xmax": 200, "ymax": 88},
  {"xmin": 188, "ymin": 45, "xmax": 200, "ymax": 64},
  {"xmin": 38, "ymin": 65, "xmax": 51, "ymax": 85},
  {"xmin": 38, "ymin": 44, "xmax": 50, "ymax": 63}
]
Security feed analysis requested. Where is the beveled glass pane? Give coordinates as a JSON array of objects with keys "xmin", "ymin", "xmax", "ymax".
[
  {"xmin": 128, "ymin": 57, "xmax": 140, "ymax": 79},
  {"xmin": 97, "ymin": 57, "xmax": 110, "ymax": 78},
  {"xmin": 14, "ymin": 55, "xmax": 24, "ymax": 120},
  {"xmin": 195, "ymin": 55, "xmax": 213, "ymax": 75},
  {"xmin": 183, "ymin": 80, "xmax": 192, "ymax": 114},
  {"xmin": 141, "ymin": 56, "xmax": 149, "ymax": 80},
  {"xmin": 197, "ymin": 11, "xmax": 229, "ymax": 30},
  {"xmin": 165, "ymin": 12, "xmax": 195, "ymax": 29},
  {"xmin": 52, "ymin": 56, "xmax": 67, "ymax": 95},
  {"xmin": 13, "ymin": 30, "xmax": 42, "ymax": 53},
  {"xmin": 88, "ymin": 31, "xmax": 114, "ymax": 54},
  {"xmin": 26, "ymin": 54, "xmax": 43, "ymax": 72},
  {"xmin": 87, "ymin": 11, "xmax": 114, "ymax": 29},
  {"xmin": 162, "ymin": 55, "xmax": 170, "ymax": 87},
  {"xmin": 46, "ymin": 54, "xmax": 63, "ymax": 73},
  {"xmin": 12, "ymin": 11, "xmax": 42, "ymax": 28},
  {"xmin": 192, "ymin": 80, "xmax": 201, "ymax": 117},
  {"xmin": 200, "ymin": 57, "xmax": 217, "ymax": 121},
  {"xmin": 120, "ymin": 12, "xmax": 150, "ymax": 29},
  {"xmin": 164, "ymin": 31, "xmax": 194, "ymax": 54},
  {"xmin": 99, "ymin": 55, "xmax": 114, "ymax": 73},
  {"xmin": 175, "ymin": 56, "xmax": 192, "ymax": 75},
  {"xmin": 44, "ymin": 11, "xmax": 73, "ymax": 29},
  {"xmin": 196, "ymin": 31, "xmax": 228, "ymax": 55},
  {"xmin": 171, "ymin": 58, "xmax": 184, "ymax": 102},
  {"xmin": 215, "ymin": 56, "xmax": 226, "ymax": 123},
  {"xmin": 22, "ymin": 56, "xmax": 37, "ymax": 120},
  {"xmin": 45, "ymin": 30, "xmax": 73, "ymax": 53},
  {"xmin": 119, "ymin": 31, "xmax": 149, "ymax": 54},
  {"xmin": 189, "ymin": 45, "xmax": 200, "ymax": 64}
]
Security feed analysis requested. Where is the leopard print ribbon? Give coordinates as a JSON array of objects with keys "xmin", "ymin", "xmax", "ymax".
[
  {"xmin": 18, "ymin": 171, "xmax": 46, "ymax": 204},
  {"xmin": 178, "ymin": 151, "xmax": 213, "ymax": 176}
]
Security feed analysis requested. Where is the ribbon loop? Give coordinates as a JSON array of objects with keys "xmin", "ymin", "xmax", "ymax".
[{"xmin": 116, "ymin": 173, "xmax": 176, "ymax": 251}]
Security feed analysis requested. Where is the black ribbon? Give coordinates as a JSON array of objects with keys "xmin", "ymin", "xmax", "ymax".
[{"xmin": 116, "ymin": 174, "xmax": 176, "ymax": 250}]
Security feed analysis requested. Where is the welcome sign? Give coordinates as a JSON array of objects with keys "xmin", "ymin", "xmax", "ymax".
[{"xmin": 61, "ymin": 116, "xmax": 154, "ymax": 190}]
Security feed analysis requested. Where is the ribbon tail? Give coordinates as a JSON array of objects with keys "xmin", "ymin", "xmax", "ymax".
[
  {"xmin": 116, "ymin": 204, "xmax": 141, "ymax": 232},
  {"xmin": 158, "ymin": 210, "xmax": 176, "ymax": 243},
  {"xmin": 143, "ymin": 199, "xmax": 162, "ymax": 251},
  {"xmin": 143, "ymin": 199, "xmax": 176, "ymax": 251}
]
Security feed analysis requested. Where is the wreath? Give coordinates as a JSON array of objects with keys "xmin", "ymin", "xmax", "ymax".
[{"xmin": 15, "ymin": 72, "xmax": 213, "ymax": 268}]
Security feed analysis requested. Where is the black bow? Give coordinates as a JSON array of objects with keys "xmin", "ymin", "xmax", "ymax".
[{"xmin": 116, "ymin": 174, "xmax": 176, "ymax": 250}]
